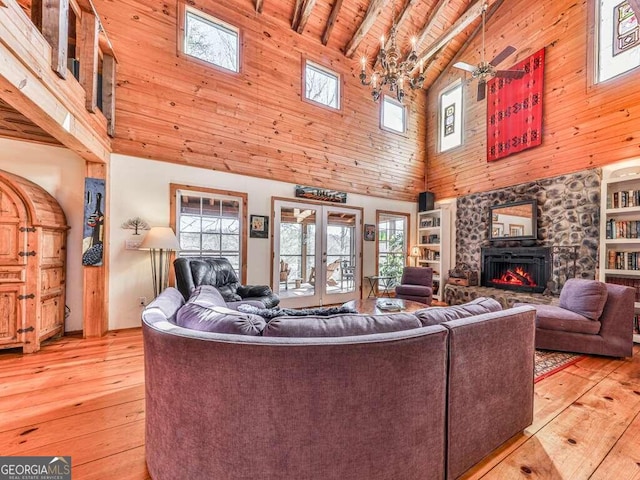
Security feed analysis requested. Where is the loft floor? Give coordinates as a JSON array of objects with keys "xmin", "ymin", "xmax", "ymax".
[{"xmin": 0, "ymin": 331, "xmax": 638, "ymax": 479}]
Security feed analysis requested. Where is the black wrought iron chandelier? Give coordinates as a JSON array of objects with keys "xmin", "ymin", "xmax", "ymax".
[{"xmin": 359, "ymin": 5, "xmax": 425, "ymax": 103}]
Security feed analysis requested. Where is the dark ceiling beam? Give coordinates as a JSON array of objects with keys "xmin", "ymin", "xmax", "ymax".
[
  {"xmin": 322, "ymin": 0, "xmax": 344, "ymax": 45},
  {"xmin": 413, "ymin": 0, "xmax": 491, "ymax": 70},
  {"xmin": 294, "ymin": 0, "xmax": 316, "ymax": 33},
  {"xmin": 344, "ymin": 0, "xmax": 388, "ymax": 58},
  {"xmin": 255, "ymin": 0, "xmax": 263, "ymax": 13},
  {"xmin": 292, "ymin": 0, "xmax": 302, "ymax": 29}
]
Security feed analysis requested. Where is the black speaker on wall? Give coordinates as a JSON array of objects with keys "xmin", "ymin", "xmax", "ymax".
[{"xmin": 418, "ymin": 191, "xmax": 435, "ymax": 212}]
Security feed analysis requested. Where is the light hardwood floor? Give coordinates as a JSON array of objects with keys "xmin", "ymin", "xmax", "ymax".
[{"xmin": 0, "ymin": 330, "xmax": 638, "ymax": 479}]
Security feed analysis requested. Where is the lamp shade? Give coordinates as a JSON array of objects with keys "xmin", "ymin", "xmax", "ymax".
[
  {"xmin": 140, "ymin": 227, "xmax": 180, "ymax": 250},
  {"xmin": 410, "ymin": 246, "xmax": 421, "ymax": 257}
]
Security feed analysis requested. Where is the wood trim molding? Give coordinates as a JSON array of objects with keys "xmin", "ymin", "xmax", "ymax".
[
  {"xmin": 102, "ymin": 54, "xmax": 116, "ymax": 136},
  {"xmin": 169, "ymin": 183, "xmax": 249, "ymax": 285},
  {"xmin": 79, "ymin": 10, "xmax": 99, "ymax": 112},
  {"xmin": 83, "ymin": 161, "xmax": 109, "ymax": 337},
  {"xmin": 37, "ymin": 0, "xmax": 70, "ymax": 78}
]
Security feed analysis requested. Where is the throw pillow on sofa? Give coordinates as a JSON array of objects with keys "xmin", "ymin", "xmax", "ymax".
[
  {"xmin": 414, "ymin": 297, "xmax": 502, "ymax": 327},
  {"xmin": 237, "ymin": 304, "xmax": 358, "ymax": 320},
  {"xmin": 176, "ymin": 285, "xmax": 266, "ymax": 335}
]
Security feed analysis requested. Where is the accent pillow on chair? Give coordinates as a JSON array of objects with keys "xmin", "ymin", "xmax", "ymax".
[{"xmin": 558, "ymin": 278, "xmax": 608, "ymax": 321}]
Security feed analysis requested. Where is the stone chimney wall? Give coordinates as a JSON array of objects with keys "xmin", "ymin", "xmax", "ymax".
[{"xmin": 455, "ymin": 168, "xmax": 601, "ymax": 287}]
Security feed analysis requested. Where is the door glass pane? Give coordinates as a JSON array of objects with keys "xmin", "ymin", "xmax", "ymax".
[
  {"xmin": 278, "ymin": 207, "xmax": 318, "ymax": 298},
  {"xmin": 326, "ymin": 212, "xmax": 356, "ymax": 294}
]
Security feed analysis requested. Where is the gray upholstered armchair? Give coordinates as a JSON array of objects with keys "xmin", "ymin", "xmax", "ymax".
[
  {"xmin": 395, "ymin": 267, "xmax": 433, "ymax": 305},
  {"xmin": 516, "ymin": 278, "xmax": 635, "ymax": 357}
]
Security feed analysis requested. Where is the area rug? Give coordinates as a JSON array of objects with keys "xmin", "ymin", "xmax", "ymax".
[{"xmin": 534, "ymin": 349, "xmax": 585, "ymax": 383}]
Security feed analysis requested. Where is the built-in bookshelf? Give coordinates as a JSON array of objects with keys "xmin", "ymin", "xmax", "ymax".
[
  {"xmin": 599, "ymin": 161, "xmax": 640, "ymax": 343},
  {"xmin": 417, "ymin": 209, "xmax": 450, "ymax": 302}
]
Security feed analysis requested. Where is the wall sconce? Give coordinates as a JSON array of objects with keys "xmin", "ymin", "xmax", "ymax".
[{"xmin": 139, "ymin": 227, "xmax": 180, "ymax": 297}]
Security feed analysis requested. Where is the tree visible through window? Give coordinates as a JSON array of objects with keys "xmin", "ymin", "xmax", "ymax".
[
  {"xmin": 184, "ymin": 7, "xmax": 239, "ymax": 73},
  {"xmin": 304, "ymin": 60, "xmax": 340, "ymax": 109},
  {"xmin": 176, "ymin": 190, "xmax": 243, "ymax": 271},
  {"xmin": 377, "ymin": 213, "xmax": 408, "ymax": 286}
]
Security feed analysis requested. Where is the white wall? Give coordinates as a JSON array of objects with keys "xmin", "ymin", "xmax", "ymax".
[
  {"xmin": 0, "ymin": 138, "xmax": 85, "ymax": 332},
  {"xmin": 110, "ymin": 154, "xmax": 419, "ymax": 329}
]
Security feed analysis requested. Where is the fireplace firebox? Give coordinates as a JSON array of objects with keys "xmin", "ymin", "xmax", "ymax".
[{"xmin": 481, "ymin": 247, "xmax": 551, "ymax": 293}]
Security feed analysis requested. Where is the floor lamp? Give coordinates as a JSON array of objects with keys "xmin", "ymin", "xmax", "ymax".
[{"xmin": 140, "ymin": 227, "xmax": 180, "ymax": 297}]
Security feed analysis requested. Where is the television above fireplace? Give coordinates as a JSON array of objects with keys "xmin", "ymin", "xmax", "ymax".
[{"xmin": 489, "ymin": 200, "xmax": 537, "ymax": 241}]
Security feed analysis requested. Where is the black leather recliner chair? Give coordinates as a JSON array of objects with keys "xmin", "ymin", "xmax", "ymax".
[{"xmin": 174, "ymin": 257, "xmax": 280, "ymax": 308}]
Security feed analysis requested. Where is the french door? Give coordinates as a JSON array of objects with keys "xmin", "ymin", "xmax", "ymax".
[{"xmin": 273, "ymin": 200, "xmax": 362, "ymax": 308}]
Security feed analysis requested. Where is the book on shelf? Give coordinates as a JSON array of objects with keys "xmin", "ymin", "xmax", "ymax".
[
  {"xmin": 607, "ymin": 251, "xmax": 640, "ymax": 270},
  {"xmin": 606, "ymin": 276, "xmax": 640, "ymax": 302},
  {"xmin": 419, "ymin": 216, "xmax": 441, "ymax": 228},
  {"xmin": 605, "ymin": 219, "xmax": 640, "ymax": 239},
  {"xmin": 610, "ymin": 190, "xmax": 640, "ymax": 209}
]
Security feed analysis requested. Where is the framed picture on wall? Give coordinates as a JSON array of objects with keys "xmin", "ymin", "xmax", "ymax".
[
  {"xmin": 364, "ymin": 224, "xmax": 376, "ymax": 241},
  {"xmin": 250, "ymin": 215, "xmax": 269, "ymax": 238}
]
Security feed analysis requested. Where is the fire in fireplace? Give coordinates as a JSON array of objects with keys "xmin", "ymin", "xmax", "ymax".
[
  {"xmin": 481, "ymin": 247, "xmax": 551, "ymax": 293},
  {"xmin": 492, "ymin": 266, "xmax": 536, "ymax": 288}
]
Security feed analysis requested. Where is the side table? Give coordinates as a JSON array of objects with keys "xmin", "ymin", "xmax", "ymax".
[{"xmin": 364, "ymin": 275, "xmax": 394, "ymax": 298}]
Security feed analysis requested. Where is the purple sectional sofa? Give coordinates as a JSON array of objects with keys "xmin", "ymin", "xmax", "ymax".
[{"xmin": 142, "ymin": 286, "xmax": 536, "ymax": 480}]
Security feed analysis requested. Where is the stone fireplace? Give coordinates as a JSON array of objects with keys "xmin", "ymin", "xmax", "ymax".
[
  {"xmin": 481, "ymin": 247, "xmax": 551, "ymax": 293},
  {"xmin": 445, "ymin": 169, "xmax": 602, "ymax": 307}
]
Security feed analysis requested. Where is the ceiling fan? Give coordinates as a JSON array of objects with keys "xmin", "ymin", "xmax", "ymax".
[{"xmin": 453, "ymin": 4, "xmax": 525, "ymax": 101}]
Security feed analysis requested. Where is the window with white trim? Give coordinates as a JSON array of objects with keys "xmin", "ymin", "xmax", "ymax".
[
  {"xmin": 176, "ymin": 189, "xmax": 243, "ymax": 271},
  {"xmin": 439, "ymin": 80, "xmax": 463, "ymax": 152},
  {"xmin": 304, "ymin": 60, "xmax": 340, "ymax": 109},
  {"xmin": 381, "ymin": 95, "xmax": 407, "ymax": 133},
  {"xmin": 377, "ymin": 212, "xmax": 408, "ymax": 287},
  {"xmin": 183, "ymin": 6, "xmax": 239, "ymax": 73},
  {"xmin": 595, "ymin": 0, "xmax": 640, "ymax": 83}
]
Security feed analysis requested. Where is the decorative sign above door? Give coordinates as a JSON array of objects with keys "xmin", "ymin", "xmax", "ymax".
[
  {"xmin": 487, "ymin": 48, "xmax": 545, "ymax": 162},
  {"xmin": 295, "ymin": 185, "xmax": 347, "ymax": 203}
]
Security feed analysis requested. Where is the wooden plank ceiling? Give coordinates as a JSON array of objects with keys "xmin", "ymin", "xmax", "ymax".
[
  {"xmin": 0, "ymin": 99, "xmax": 61, "ymax": 146},
  {"xmin": 258, "ymin": 0, "xmax": 500, "ymax": 92}
]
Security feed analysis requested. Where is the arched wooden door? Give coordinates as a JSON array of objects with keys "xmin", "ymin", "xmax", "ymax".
[{"xmin": 0, "ymin": 183, "xmax": 29, "ymax": 348}]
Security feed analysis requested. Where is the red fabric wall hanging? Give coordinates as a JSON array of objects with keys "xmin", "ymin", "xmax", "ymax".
[{"xmin": 487, "ymin": 48, "xmax": 545, "ymax": 162}]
